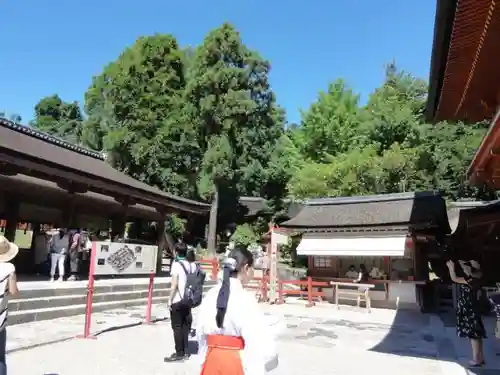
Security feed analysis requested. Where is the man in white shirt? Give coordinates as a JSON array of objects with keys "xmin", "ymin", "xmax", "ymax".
[
  {"xmin": 48, "ymin": 228, "xmax": 70, "ymax": 282},
  {"xmin": 0, "ymin": 235, "xmax": 20, "ymax": 375},
  {"xmin": 345, "ymin": 265, "xmax": 358, "ymax": 279},
  {"xmin": 165, "ymin": 242, "xmax": 196, "ymax": 362}
]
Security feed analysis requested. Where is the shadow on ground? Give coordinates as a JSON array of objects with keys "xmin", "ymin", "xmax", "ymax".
[{"xmin": 369, "ymin": 309, "xmax": 500, "ymax": 374}]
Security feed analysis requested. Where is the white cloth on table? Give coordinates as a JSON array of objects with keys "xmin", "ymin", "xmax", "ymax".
[{"xmin": 196, "ymin": 278, "xmax": 281, "ymax": 375}]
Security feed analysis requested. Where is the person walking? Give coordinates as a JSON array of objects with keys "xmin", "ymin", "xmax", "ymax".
[
  {"xmin": 49, "ymin": 228, "xmax": 70, "ymax": 282},
  {"xmin": 0, "ymin": 235, "xmax": 20, "ymax": 375},
  {"xmin": 67, "ymin": 229, "xmax": 83, "ymax": 281},
  {"xmin": 446, "ymin": 259, "xmax": 486, "ymax": 367},
  {"xmin": 186, "ymin": 248, "xmax": 197, "ymax": 337},
  {"xmin": 196, "ymin": 246, "xmax": 280, "ymax": 375},
  {"xmin": 164, "ymin": 242, "xmax": 198, "ymax": 362}
]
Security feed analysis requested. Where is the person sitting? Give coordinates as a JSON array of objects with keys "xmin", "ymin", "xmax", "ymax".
[
  {"xmin": 345, "ymin": 265, "xmax": 358, "ymax": 279},
  {"xmin": 369, "ymin": 266, "xmax": 385, "ymax": 280}
]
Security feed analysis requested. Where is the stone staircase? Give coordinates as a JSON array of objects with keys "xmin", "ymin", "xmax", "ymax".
[{"xmin": 8, "ymin": 278, "xmax": 215, "ymax": 325}]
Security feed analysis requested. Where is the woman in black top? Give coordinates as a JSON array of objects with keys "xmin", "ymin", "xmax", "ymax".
[{"xmin": 446, "ymin": 259, "xmax": 486, "ymax": 367}]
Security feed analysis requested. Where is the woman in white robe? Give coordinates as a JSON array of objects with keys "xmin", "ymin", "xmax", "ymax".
[{"xmin": 197, "ymin": 247, "xmax": 279, "ymax": 375}]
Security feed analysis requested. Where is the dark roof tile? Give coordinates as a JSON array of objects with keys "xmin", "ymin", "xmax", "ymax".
[{"xmin": 281, "ymin": 191, "xmax": 449, "ymax": 230}]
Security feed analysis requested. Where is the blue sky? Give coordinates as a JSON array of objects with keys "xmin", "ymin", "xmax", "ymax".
[{"xmin": 0, "ymin": 0, "xmax": 436, "ymax": 125}]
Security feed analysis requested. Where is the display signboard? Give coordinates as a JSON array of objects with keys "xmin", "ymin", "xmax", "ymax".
[{"xmin": 92, "ymin": 241, "xmax": 158, "ymax": 275}]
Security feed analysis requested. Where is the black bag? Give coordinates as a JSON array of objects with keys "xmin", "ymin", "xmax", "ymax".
[{"xmin": 179, "ymin": 262, "xmax": 206, "ymax": 308}]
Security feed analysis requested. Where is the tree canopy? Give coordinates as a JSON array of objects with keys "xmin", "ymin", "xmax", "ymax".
[
  {"xmin": 22, "ymin": 23, "xmax": 494, "ymax": 249},
  {"xmin": 31, "ymin": 94, "xmax": 84, "ymax": 143}
]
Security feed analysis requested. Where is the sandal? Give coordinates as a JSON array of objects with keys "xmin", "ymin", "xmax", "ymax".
[{"xmin": 468, "ymin": 360, "xmax": 484, "ymax": 367}]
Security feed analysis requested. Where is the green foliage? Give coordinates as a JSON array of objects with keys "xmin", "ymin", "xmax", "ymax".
[
  {"xmin": 166, "ymin": 214, "xmax": 188, "ymax": 241},
  {"xmin": 230, "ymin": 223, "xmax": 259, "ymax": 247},
  {"xmin": 184, "ymin": 23, "xmax": 285, "ymax": 251},
  {"xmin": 31, "ymin": 95, "xmax": 83, "ymax": 143},
  {"xmin": 27, "ymin": 26, "xmax": 494, "ymax": 248},
  {"xmin": 299, "ymin": 79, "xmax": 361, "ymax": 161},
  {"xmin": 82, "ymin": 34, "xmax": 200, "ymax": 198},
  {"xmin": 287, "ymin": 63, "xmax": 491, "ymax": 202},
  {"xmin": 186, "ymin": 23, "xmax": 284, "ymax": 197}
]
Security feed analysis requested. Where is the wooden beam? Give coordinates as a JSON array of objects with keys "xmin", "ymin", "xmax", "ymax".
[
  {"xmin": 468, "ymin": 105, "xmax": 500, "ymax": 183},
  {"xmin": 56, "ymin": 180, "xmax": 89, "ymax": 194},
  {"xmin": 0, "ymin": 152, "xmax": 208, "ymax": 215},
  {"xmin": 467, "ymin": 217, "xmax": 500, "ymax": 228},
  {"xmin": 0, "ymin": 162, "xmax": 19, "ymax": 176},
  {"xmin": 3, "ymin": 195, "xmax": 19, "ymax": 242}
]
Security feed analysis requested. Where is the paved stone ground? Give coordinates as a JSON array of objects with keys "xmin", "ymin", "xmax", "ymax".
[{"xmin": 4, "ymin": 301, "xmax": 498, "ymax": 375}]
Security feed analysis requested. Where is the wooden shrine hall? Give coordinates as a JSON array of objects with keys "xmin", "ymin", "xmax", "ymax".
[
  {"xmin": 427, "ymin": 0, "xmax": 500, "ymax": 186},
  {"xmin": 426, "ymin": 0, "xmax": 500, "ymax": 281},
  {"xmin": 0, "ymin": 118, "xmax": 210, "ymax": 272}
]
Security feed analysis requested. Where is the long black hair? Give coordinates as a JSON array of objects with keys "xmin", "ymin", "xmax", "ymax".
[
  {"xmin": 186, "ymin": 249, "xmax": 196, "ymax": 263},
  {"xmin": 215, "ymin": 246, "xmax": 254, "ymax": 328},
  {"xmin": 359, "ymin": 264, "xmax": 369, "ymax": 282}
]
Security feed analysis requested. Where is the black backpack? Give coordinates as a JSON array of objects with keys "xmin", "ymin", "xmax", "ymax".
[{"xmin": 179, "ymin": 262, "xmax": 206, "ymax": 308}]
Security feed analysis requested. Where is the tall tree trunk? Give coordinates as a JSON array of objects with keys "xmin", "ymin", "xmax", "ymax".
[{"xmin": 207, "ymin": 187, "xmax": 219, "ymax": 255}]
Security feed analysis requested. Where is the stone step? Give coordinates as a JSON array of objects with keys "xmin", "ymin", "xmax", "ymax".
[
  {"xmin": 9, "ymin": 289, "xmax": 171, "ymax": 312},
  {"xmin": 15, "ymin": 278, "xmax": 173, "ymax": 299},
  {"xmin": 8, "ymin": 296, "xmax": 170, "ymax": 325},
  {"xmin": 8, "ymin": 280, "xmax": 216, "ymax": 325}
]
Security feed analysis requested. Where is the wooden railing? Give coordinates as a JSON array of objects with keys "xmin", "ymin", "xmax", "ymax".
[
  {"xmin": 331, "ymin": 281, "xmax": 375, "ymax": 312},
  {"xmin": 197, "ymin": 261, "xmax": 378, "ymax": 310},
  {"xmin": 277, "ymin": 277, "xmax": 330, "ymax": 307}
]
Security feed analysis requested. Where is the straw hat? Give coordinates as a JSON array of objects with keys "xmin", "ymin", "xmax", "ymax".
[{"xmin": 0, "ymin": 235, "xmax": 19, "ymax": 262}]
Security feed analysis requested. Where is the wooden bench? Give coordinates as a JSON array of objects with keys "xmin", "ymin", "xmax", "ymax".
[{"xmin": 331, "ymin": 281, "xmax": 375, "ymax": 312}]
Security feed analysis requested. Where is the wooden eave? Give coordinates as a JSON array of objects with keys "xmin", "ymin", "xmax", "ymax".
[
  {"xmin": 467, "ymin": 106, "xmax": 500, "ymax": 186},
  {"xmin": 427, "ymin": 0, "xmax": 500, "ymax": 123}
]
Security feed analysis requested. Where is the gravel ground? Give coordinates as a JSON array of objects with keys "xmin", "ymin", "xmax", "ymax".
[{"xmin": 4, "ymin": 302, "xmax": 482, "ymax": 375}]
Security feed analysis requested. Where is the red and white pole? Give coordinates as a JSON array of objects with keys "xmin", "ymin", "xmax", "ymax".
[
  {"xmin": 78, "ymin": 241, "xmax": 97, "ymax": 339},
  {"xmin": 144, "ymin": 272, "xmax": 155, "ymax": 324}
]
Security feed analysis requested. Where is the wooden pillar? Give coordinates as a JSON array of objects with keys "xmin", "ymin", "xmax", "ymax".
[
  {"xmin": 125, "ymin": 219, "xmax": 141, "ymax": 240},
  {"xmin": 61, "ymin": 196, "xmax": 76, "ymax": 229},
  {"xmin": 111, "ymin": 215, "xmax": 127, "ymax": 240},
  {"xmin": 30, "ymin": 222, "xmax": 41, "ymax": 273},
  {"xmin": 3, "ymin": 197, "xmax": 20, "ymax": 242},
  {"xmin": 156, "ymin": 218, "xmax": 166, "ymax": 274}
]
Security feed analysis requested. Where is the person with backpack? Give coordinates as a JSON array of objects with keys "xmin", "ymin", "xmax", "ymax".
[
  {"xmin": 186, "ymin": 248, "xmax": 197, "ymax": 337},
  {"xmin": 165, "ymin": 242, "xmax": 205, "ymax": 362}
]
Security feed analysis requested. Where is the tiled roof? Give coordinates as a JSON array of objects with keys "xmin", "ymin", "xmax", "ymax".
[
  {"xmin": 0, "ymin": 117, "xmax": 104, "ymax": 159},
  {"xmin": 280, "ymin": 191, "xmax": 449, "ymax": 231}
]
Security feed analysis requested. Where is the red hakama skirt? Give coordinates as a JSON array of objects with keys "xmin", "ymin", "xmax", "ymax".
[{"xmin": 200, "ymin": 335, "xmax": 245, "ymax": 375}]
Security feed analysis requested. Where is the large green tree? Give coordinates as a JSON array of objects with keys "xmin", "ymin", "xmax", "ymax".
[
  {"xmin": 298, "ymin": 79, "xmax": 361, "ymax": 162},
  {"xmin": 287, "ymin": 63, "xmax": 490, "ymax": 201},
  {"xmin": 83, "ymin": 34, "xmax": 200, "ymax": 198},
  {"xmin": 185, "ymin": 23, "xmax": 284, "ymax": 252},
  {"xmin": 31, "ymin": 95, "xmax": 83, "ymax": 143}
]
